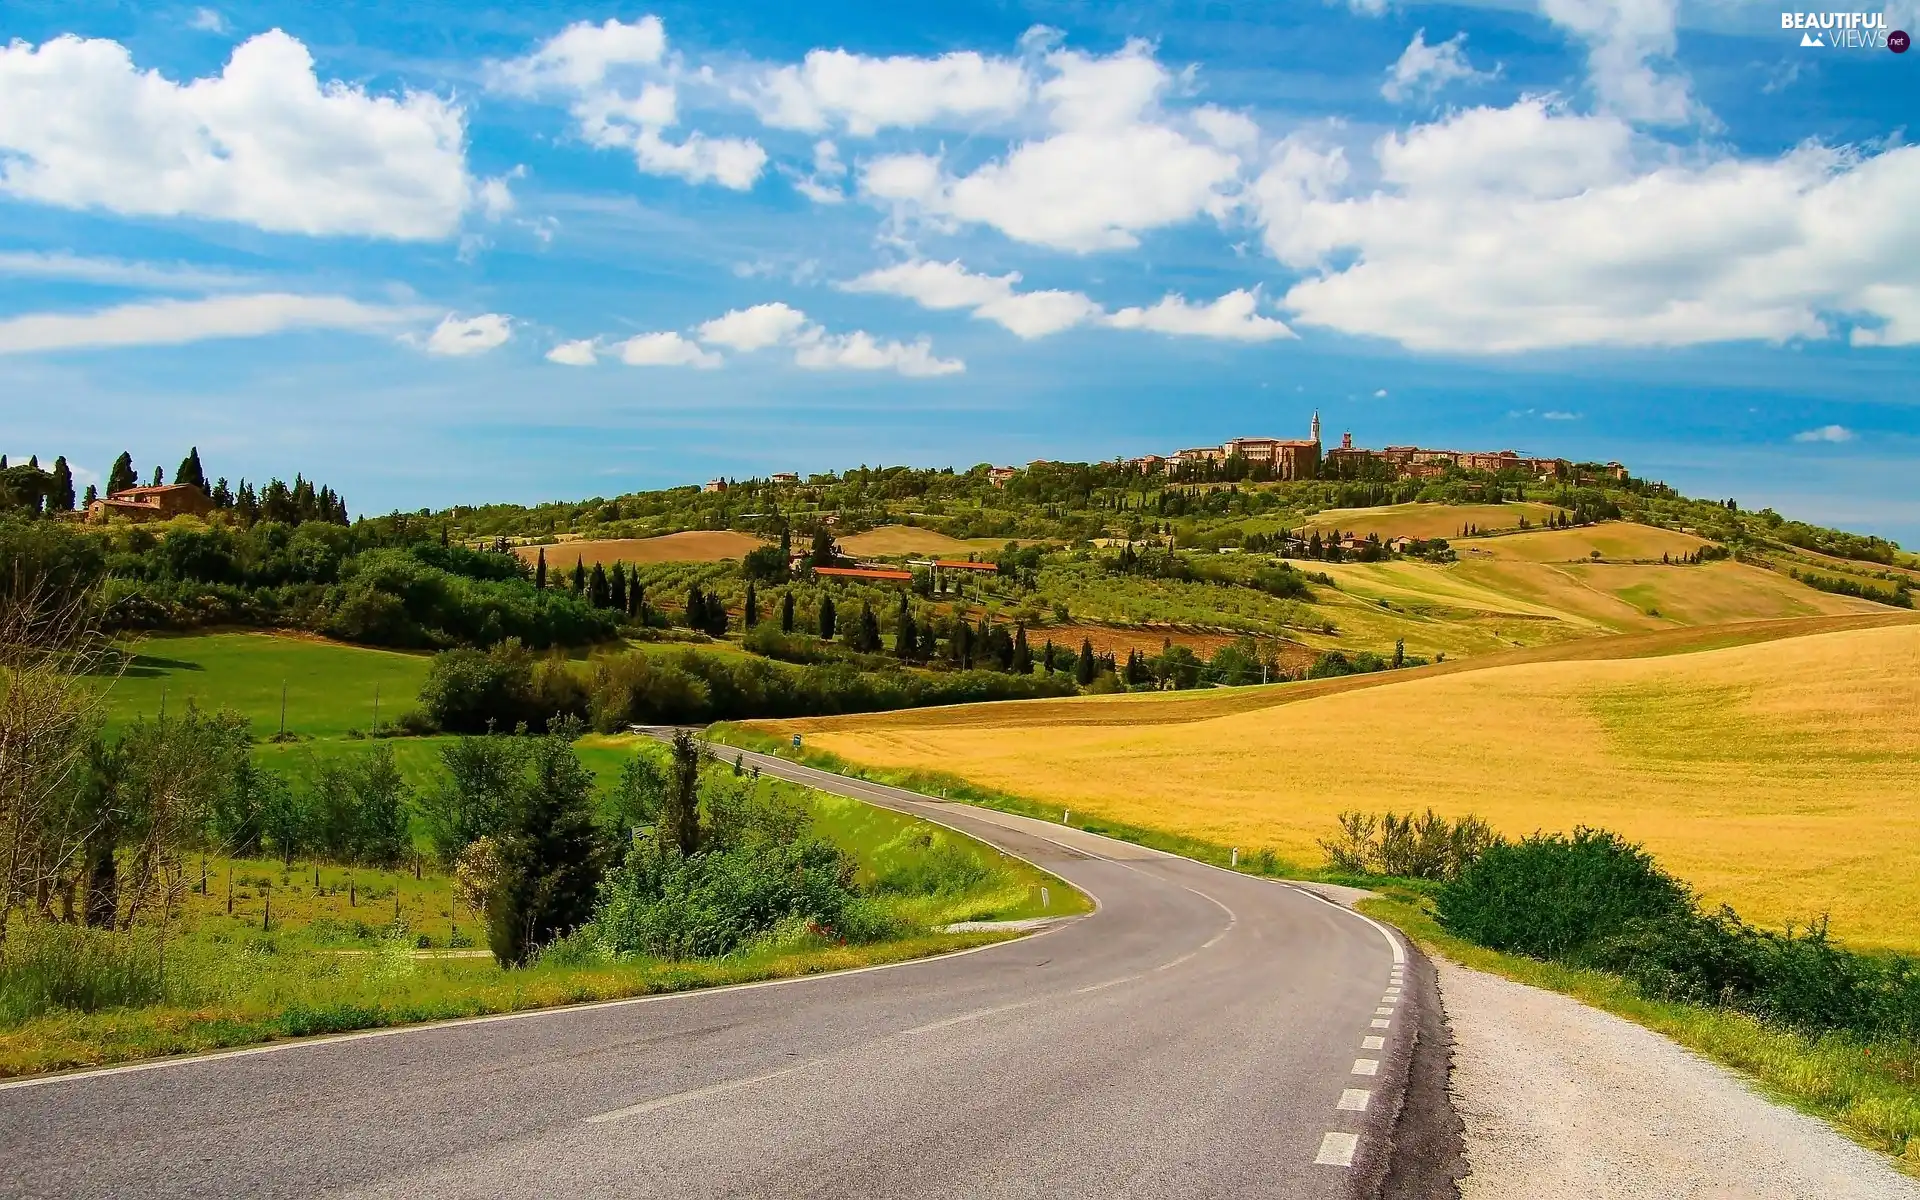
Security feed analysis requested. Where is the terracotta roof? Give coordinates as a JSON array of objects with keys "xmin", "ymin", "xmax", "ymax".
[
  {"xmin": 110, "ymin": 484, "xmax": 200, "ymax": 497},
  {"xmin": 933, "ymin": 560, "xmax": 999, "ymax": 571}
]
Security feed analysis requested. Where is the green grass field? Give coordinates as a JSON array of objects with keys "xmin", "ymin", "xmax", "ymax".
[{"xmin": 102, "ymin": 632, "xmax": 432, "ymax": 738}]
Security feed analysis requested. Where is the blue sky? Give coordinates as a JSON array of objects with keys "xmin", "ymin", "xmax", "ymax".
[{"xmin": 1, "ymin": 0, "xmax": 1916, "ymax": 538}]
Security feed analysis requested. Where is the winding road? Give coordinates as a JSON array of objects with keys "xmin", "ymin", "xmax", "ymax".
[{"xmin": 0, "ymin": 743, "xmax": 1455, "ymax": 1199}]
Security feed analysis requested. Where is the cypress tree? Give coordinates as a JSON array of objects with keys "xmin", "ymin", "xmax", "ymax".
[
  {"xmin": 572, "ymin": 557, "xmax": 587, "ymax": 594},
  {"xmin": 535, "ymin": 547, "xmax": 548, "ymax": 590},
  {"xmin": 610, "ymin": 562, "xmax": 628, "ymax": 614},
  {"xmin": 663, "ymin": 730, "xmax": 702, "ymax": 856},
  {"xmin": 486, "ymin": 726, "xmax": 605, "ymax": 968},
  {"xmin": 1075, "ymin": 638, "xmax": 1096, "ymax": 685},
  {"xmin": 150, "ymin": 465, "xmax": 164, "ymax": 486},
  {"xmin": 107, "ymin": 452, "xmax": 136, "ymax": 496},
  {"xmin": 781, "ymin": 590, "xmax": 795, "ymax": 633},
  {"xmin": 744, "ymin": 581, "xmax": 758, "ymax": 628},
  {"xmin": 82, "ymin": 484, "xmax": 98, "ymax": 508},
  {"xmin": 633, "ymin": 584, "xmax": 647, "ymax": 624},
  {"xmin": 49, "ymin": 456, "xmax": 75, "ymax": 512},
  {"xmin": 895, "ymin": 611, "xmax": 915, "ymax": 659},
  {"xmin": 1042, "ymin": 639, "xmax": 1054, "ymax": 674},
  {"xmin": 1012, "ymin": 624, "xmax": 1031, "ymax": 674},
  {"xmin": 818, "ymin": 595, "xmax": 836, "ymax": 640},
  {"xmin": 706, "ymin": 593, "xmax": 729, "ymax": 637},
  {"xmin": 917, "ymin": 618, "xmax": 938, "ymax": 661},
  {"xmin": 589, "ymin": 563, "xmax": 611, "ymax": 608},
  {"xmin": 687, "ymin": 585, "xmax": 708, "ymax": 629},
  {"xmin": 176, "ymin": 447, "xmax": 206, "ymax": 491},
  {"xmin": 858, "ymin": 601, "xmax": 880, "ymax": 652}
]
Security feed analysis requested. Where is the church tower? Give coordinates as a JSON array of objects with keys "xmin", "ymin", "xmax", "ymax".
[{"xmin": 1310, "ymin": 410, "xmax": 1322, "ymax": 445}]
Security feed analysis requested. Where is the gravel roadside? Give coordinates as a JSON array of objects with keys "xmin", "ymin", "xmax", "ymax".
[{"xmin": 1440, "ymin": 959, "xmax": 1920, "ymax": 1200}]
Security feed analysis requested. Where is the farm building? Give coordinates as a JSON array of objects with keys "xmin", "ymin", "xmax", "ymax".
[{"xmin": 87, "ymin": 483, "xmax": 214, "ymax": 524}]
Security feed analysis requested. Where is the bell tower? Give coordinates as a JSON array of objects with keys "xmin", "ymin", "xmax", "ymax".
[{"xmin": 1310, "ymin": 410, "xmax": 1322, "ymax": 445}]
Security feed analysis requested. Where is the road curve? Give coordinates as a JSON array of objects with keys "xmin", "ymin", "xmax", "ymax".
[{"xmin": 0, "ymin": 742, "xmax": 1445, "ymax": 1200}]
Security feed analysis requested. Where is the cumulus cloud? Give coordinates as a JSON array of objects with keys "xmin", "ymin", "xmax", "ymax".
[
  {"xmin": 493, "ymin": 16, "xmax": 666, "ymax": 94},
  {"xmin": 859, "ymin": 39, "xmax": 1243, "ymax": 252},
  {"xmin": 1252, "ymin": 99, "xmax": 1920, "ymax": 352},
  {"xmin": 696, "ymin": 302, "xmax": 812, "ymax": 351},
  {"xmin": 842, "ymin": 259, "xmax": 1294, "ymax": 342},
  {"xmin": 840, "ymin": 259, "xmax": 1101, "ymax": 339},
  {"xmin": 1539, "ymin": 0, "xmax": 1697, "ymax": 124},
  {"xmin": 1794, "ymin": 424, "xmax": 1855, "ymax": 443},
  {"xmin": 751, "ymin": 49, "xmax": 1030, "ymax": 135},
  {"xmin": 546, "ymin": 338, "xmax": 598, "ymax": 365},
  {"xmin": 1382, "ymin": 31, "xmax": 1493, "ymax": 103},
  {"xmin": 495, "ymin": 17, "xmax": 765, "ymax": 191},
  {"xmin": 793, "ymin": 331, "xmax": 963, "ymax": 376},
  {"xmin": 425, "ymin": 313, "xmax": 512, "ymax": 356},
  {"xmin": 1105, "ymin": 289, "xmax": 1295, "ymax": 341},
  {"xmin": 0, "ymin": 31, "xmax": 478, "ymax": 240},
  {"xmin": 0, "ymin": 293, "xmax": 423, "ymax": 354},
  {"xmin": 615, "ymin": 331, "xmax": 721, "ymax": 367}
]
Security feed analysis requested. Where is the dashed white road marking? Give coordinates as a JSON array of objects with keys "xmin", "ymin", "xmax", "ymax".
[
  {"xmin": 1371, "ymin": 1018, "xmax": 1391, "ymax": 1029},
  {"xmin": 1362, "ymin": 1036, "xmax": 1385, "ymax": 1050},
  {"xmin": 1352, "ymin": 1058, "xmax": 1380, "ymax": 1076},
  {"xmin": 1315, "ymin": 1131, "xmax": 1359, "ymax": 1167},
  {"xmin": 1338, "ymin": 1088, "xmax": 1371, "ymax": 1112},
  {"xmin": 1375, "ymin": 1007, "xmax": 1394, "ymax": 1016}
]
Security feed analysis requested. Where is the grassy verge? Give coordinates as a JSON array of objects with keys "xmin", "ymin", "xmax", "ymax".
[
  {"xmin": 705, "ymin": 723, "xmax": 1324, "ymax": 883},
  {"xmin": 1359, "ymin": 889, "xmax": 1920, "ymax": 1175},
  {"xmin": 0, "ymin": 760, "xmax": 1082, "ymax": 1079},
  {"xmin": 0, "ymin": 927, "xmax": 1010, "ymax": 1080}
]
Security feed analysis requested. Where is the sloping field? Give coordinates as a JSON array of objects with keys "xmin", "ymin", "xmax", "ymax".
[
  {"xmin": 1467, "ymin": 522, "xmax": 1713, "ymax": 563},
  {"xmin": 782, "ymin": 619, "xmax": 1920, "ymax": 950},
  {"xmin": 836, "ymin": 526, "xmax": 979, "ymax": 557},
  {"xmin": 513, "ymin": 531, "xmax": 767, "ymax": 567},
  {"xmin": 103, "ymin": 632, "xmax": 430, "ymax": 738},
  {"xmin": 1303, "ymin": 501, "xmax": 1559, "ymax": 540},
  {"xmin": 1448, "ymin": 558, "xmax": 1879, "ymax": 635}
]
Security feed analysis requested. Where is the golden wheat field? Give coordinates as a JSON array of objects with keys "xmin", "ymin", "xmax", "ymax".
[
  {"xmin": 512, "ymin": 531, "xmax": 768, "ymax": 567},
  {"xmin": 780, "ymin": 621, "xmax": 1920, "ymax": 950}
]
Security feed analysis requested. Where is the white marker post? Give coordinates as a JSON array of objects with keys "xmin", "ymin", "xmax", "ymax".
[
  {"xmin": 1231, "ymin": 847, "xmax": 1239, "ymax": 867},
  {"xmin": 1041, "ymin": 886, "xmax": 1050, "ymax": 910}
]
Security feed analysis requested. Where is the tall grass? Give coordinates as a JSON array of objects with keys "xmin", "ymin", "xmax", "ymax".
[{"xmin": 0, "ymin": 924, "xmax": 187, "ymax": 1024}]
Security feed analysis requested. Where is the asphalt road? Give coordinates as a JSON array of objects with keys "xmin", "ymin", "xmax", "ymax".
[{"xmin": 1, "ymin": 742, "xmax": 1448, "ymax": 1200}]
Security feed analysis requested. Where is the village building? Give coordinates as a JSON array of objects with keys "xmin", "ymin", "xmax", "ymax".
[
  {"xmin": 767, "ymin": 472, "xmax": 799, "ymax": 484},
  {"xmin": 702, "ymin": 479, "xmax": 728, "ymax": 493},
  {"xmin": 86, "ymin": 483, "xmax": 214, "ymax": 524}
]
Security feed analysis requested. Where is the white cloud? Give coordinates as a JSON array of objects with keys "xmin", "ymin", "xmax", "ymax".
[
  {"xmin": 840, "ymin": 259, "xmax": 1102, "ymax": 339},
  {"xmin": 546, "ymin": 338, "xmax": 598, "ymax": 365},
  {"xmin": 0, "ymin": 293, "xmax": 422, "ymax": 354},
  {"xmin": 1252, "ymin": 100, "xmax": 1920, "ymax": 353},
  {"xmin": 496, "ymin": 17, "xmax": 765, "ymax": 191},
  {"xmin": 615, "ymin": 331, "xmax": 721, "ymax": 368},
  {"xmin": 1193, "ymin": 106, "xmax": 1261, "ymax": 151},
  {"xmin": 1374, "ymin": 388, "xmax": 1389, "ymax": 397},
  {"xmin": 1382, "ymin": 30, "xmax": 1493, "ymax": 103},
  {"xmin": 793, "ymin": 331, "xmax": 964, "ymax": 376},
  {"xmin": 1105, "ymin": 289, "xmax": 1295, "ymax": 341},
  {"xmin": 425, "ymin": 313, "xmax": 512, "ymax": 356},
  {"xmin": 751, "ymin": 49, "xmax": 1029, "ymax": 136},
  {"xmin": 697, "ymin": 302, "xmax": 812, "ymax": 350},
  {"xmin": 493, "ymin": 17, "xmax": 666, "ymax": 94},
  {"xmin": 1794, "ymin": 424, "xmax": 1855, "ymax": 443},
  {"xmin": 842, "ymin": 259, "xmax": 1018, "ymax": 311},
  {"xmin": 189, "ymin": 8, "xmax": 229, "ymax": 34},
  {"xmin": 1544, "ymin": 410, "xmax": 1580, "ymax": 419},
  {"xmin": 1539, "ymin": 0, "xmax": 1697, "ymax": 124},
  {"xmin": 0, "ymin": 31, "xmax": 477, "ymax": 240},
  {"xmin": 0, "ymin": 251, "xmax": 257, "ymax": 291},
  {"xmin": 792, "ymin": 140, "xmax": 848, "ymax": 204},
  {"xmin": 859, "ymin": 39, "xmax": 1244, "ymax": 252}
]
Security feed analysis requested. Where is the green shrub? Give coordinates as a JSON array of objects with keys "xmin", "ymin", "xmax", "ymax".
[
  {"xmin": 1437, "ymin": 827, "xmax": 1692, "ymax": 959},
  {"xmin": 590, "ymin": 838, "xmax": 860, "ymax": 959},
  {"xmin": 874, "ymin": 831, "xmax": 1002, "ymax": 897}
]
